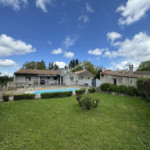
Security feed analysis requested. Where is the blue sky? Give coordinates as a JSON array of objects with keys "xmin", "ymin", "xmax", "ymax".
[{"xmin": 0, "ymin": 0, "xmax": 150, "ymax": 76}]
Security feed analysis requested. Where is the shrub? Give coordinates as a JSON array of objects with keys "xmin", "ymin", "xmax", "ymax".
[
  {"xmin": 14, "ymin": 94, "xmax": 35, "ymax": 100},
  {"xmin": 41, "ymin": 91, "xmax": 72, "ymax": 99},
  {"xmin": 75, "ymin": 89, "xmax": 86, "ymax": 95},
  {"xmin": 108, "ymin": 84, "xmax": 118, "ymax": 93},
  {"xmin": 3, "ymin": 94, "xmax": 9, "ymax": 101},
  {"xmin": 88, "ymin": 87, "xmax": 96, "ymax": 93},
  {"xmin": 100, "ymin": 83, "xmax": 111, "ymax": 92},
  {"xmin": 136, "ymin": 78, "xmax": 148, "ymax": 98},
  {"xmin": 76, "ymin": 95, "xmax": 82, "ymax": 107},
  {"xmin": 125, "ymin": 86, "xmax": 137, "ymax": 96},
  {"xmin": 117, "ymin": 85, "xmax": 127, "ymax": 94},
  {"xmin": 145, "ymin": 79, "xmax": 150, "ymax": 101},
  {"xmin": 100, "ymin": 83, "xmax": 119, "ymax": 93},
  {"xmin": 80, "ymin": 94, "xmax": 99, "ymax": 110}
]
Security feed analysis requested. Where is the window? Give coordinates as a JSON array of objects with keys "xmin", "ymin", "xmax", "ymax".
[
  {"xmin": 26, "ymin": 76, "xmax": 31, "ymax": 81},
  {"xmin": 47, "ymin": 77, "xmax": 50, "ymax": 79},
  {"xmin": 81, "ymin": 76, "xmax": 83, "ymax": 79},
  {"xmin": 54, "ymin": 77, "xmax": 57, "ymax": 80},
  {"xmin": 70, "ymin": 77, "xmax": 74, "ymax": 81},
  {"xmin": 113, "ymin": 79, "xmax": 117, "ymax": 85}
]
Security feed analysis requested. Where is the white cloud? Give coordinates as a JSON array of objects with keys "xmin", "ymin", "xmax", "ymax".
[
  {"xmin": 0, "ymin": 59, "xmax": 18, "ymax": 68},
  {"xmin": 79, "ymin": 15, "xmax": 89, "ymax": 22},
  {"xmin": 64, "ymin": 51, "xmax": 74, "ymax": 58},
  {"xmin": 0, "ymin": 71, "xmax": 13, "ymax": 77},
  {"xmin": 53, "ymin": 61, "xmax": 67, "ymax": 68},
  {"xmin": 63, "ymin": 36, "xmax": 78, "ymax": 49},
  {"xmin": 0, "ymin": 0, "xmax": 28, "ymax": 11},
  {"xmin": 103, "ymin": 32, "xmax": 150, "ymax": 62},
  {"xmin": 86, "ymin": 3, "xmax": 94, "ymax": 13},
  {"xmin": 36, "ymin": 0, "xmax": 55, "ymax": 12},
  {"xmin": 116, "ymin": 0, "xmax": 150, "ymax": 26},
  {"xmin": 58, "ymin": 13, "xmax": 67, "ymax": 24},
  {"xmin": 48, "ymin": 40, "xmax": 52, "ymax": 45},
  {"xmin": 0, "ymin": 34, "xmax": 36, "ymax": 57},
  {"xmin": 51, "ymin": 48, "xmax": 62, "ymax": 54},
  {"xmin": 88, "ymin": 48, "xmax": 107, "ymax": 55},
  {"xmin": 111, "ymin": 60, "xmax": 140, "ymax": 71},
  {"xmin": 107, "ymin": 32, "xmax": 122, "ymax": 42}
]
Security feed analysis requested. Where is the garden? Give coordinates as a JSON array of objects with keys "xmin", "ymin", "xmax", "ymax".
[{"xmin": 0, "ymin": 79, "xmax": 150, "ymax": 149}]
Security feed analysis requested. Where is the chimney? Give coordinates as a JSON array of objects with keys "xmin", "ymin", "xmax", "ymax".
[{"xmin": 129, "ymin": 65, "xmax": 133, "ymax": 75}]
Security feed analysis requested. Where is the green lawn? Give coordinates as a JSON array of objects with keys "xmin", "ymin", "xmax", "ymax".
[{"xmin": 0, "ymin": 93, "xmax": 150, "ymax": 150}]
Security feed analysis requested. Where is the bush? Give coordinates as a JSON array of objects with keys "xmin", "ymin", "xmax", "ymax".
[
  {"xmin": 3, "ymin": 94, "xmax": 9, "ymax": 101},
  {"xmin": 80, "ymin": 94, "xmax": 99, "ymax": 110},
  {"xmin": 100, "ymin": 83, "xmax": 111, "ymax": 92},
  {"xmin": 14, "ymin": 94, "xmax": 35, "ymax": 100},
  {"xmin": 75, "ymin": 89, "xmax": 86, "ymax": 95},
  {"xmin": 108, "ymin": 84, "xmax": 118, "ymax": 92},
  {"xmin": 41, "ymin": 91, "xmax": 72, "ymax": 99},
  {"xmin": 136, "ymin": 78, "xmax": 148, "ymax": 98},
  {"xmin": 100, "ymin": 83, "xmax": 118, "ymax": 93},
  {"xmin": 125, "ymin": 86, "xmax": 137, "ymax": 96},
  {"xmin": 88, "ymin": 87, "xmax": 96, "ymax": 93},
  {"xmin": 117, "ymin": 85, "xmax": 127, "ymax": 94},
  {"xmin": 76, "ymin": 95, "xmax": 82, "ymax": 107},
  {"xmin": 145, "ymin": 79, "xmax": 150, "ymax": 101}
]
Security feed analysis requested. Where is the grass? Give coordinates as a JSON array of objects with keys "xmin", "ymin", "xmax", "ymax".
[{"xmin": 0, "ymin": 93, "xmax": 150, "ymax": 150}]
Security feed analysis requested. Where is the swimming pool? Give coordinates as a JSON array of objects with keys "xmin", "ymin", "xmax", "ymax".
[{"xmin": 32, "ymin": 88, "xmax": 80, "ymax": 95}]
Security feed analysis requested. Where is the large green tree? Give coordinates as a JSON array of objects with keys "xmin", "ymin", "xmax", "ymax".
[
  {"xmin": 137, "ymin": 60, "xmax": 150, "ymax": 71},
  {"xmin": 22, "ymin": 61, "xmax": 46, "ymax": 70},
  {"xmin": 22, "ymin": 61, "xmax": 37, "ymax": 69},
  {"xmin": 72, "ymin": 61, "xmax": 98, "ymax": 77}
]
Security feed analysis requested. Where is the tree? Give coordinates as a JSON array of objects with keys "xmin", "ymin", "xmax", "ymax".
[
  {"xmin": 94, "ymin": 66, "xmax": 102, "ymax": 79},
  {"xmin": 75, "ymin": 59, "xmax": 79, "ymax": 66},
  {"xmin": 72, "ymin": 59, "xmax": 75, "ymax": 68},
  {"xmin": 69, "ymin": 60, "xmax": 73, "ymax": 69},
  {"xmin": 54, "ymin": 63, "xmax": 59, "ymax": 70},
  {"xmin": 22, "ymin": 61, "xmax": 36, "ymax": 69},
  {"xmin": 72, "ymin": 66, "xmax": 83, "ymax": 72},
  {"xmin": 137, "ymin": 60, "xmax": 150, "ymax": 71},
  {"xmin": 36, "ymin": 62, "xmax": 46, "ymax": 70},
  {"xmin": 81, "ymin": 61, "xmax": 98, "ymax": 77}
]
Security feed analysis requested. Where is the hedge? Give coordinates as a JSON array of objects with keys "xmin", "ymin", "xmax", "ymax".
[
  {"xmin": 125, "ymin": 86, "xmax": 137, "ymax": 96},
  {"xmin": 14, "ymin": 94, "xmax": 35, "ymax": 100},
  {"xmin": 41, "ymin": 91, "xmax": 73, "ymax": 99},
  {"xmin": 3, "ymin": 94, "xmax": 9, "ymax": 101},
  {"xmin": 75, "ymin": 89, "xmax": 86, "ymax": 95},
  {"xmin": 88, "ymin": 87, "xmax": 96, "ymax": 93},
  {"xmin": 100, "ymin": 83, "xmax": 137, "ymax": 96}
]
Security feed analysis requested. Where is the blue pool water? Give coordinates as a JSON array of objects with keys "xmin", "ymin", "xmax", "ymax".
[{"xmin": 34, "ymin": 88, "xmax": 80, "ymax": 95}]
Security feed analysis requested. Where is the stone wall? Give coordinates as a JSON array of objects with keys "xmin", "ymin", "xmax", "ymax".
[
  {"xmin": 63, "ymin": 71, "xmax": 78, "ymax": 85},
  {"xmin": 77, "ymin": 71, "xmax": 94, "ymax": 79},
  {"xmin": 100, "ymin": 74, "xmax": 138, "ymax": 87},
  {"xmin": 7, "ymin": 82, "xmax": 26, "ymax": 90}
]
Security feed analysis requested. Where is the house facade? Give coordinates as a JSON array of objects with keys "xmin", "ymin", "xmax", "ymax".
[
  {"xmin": 55, "ymin": 68, "xmax": 78, "ymax": 85},
  {"xmin": 100, "ymin": 65, "xmax": 141, "ymax": 87},
  {"xmin": 74, "ymin": 70, "xmax": 94, "ymax": 79},
  {"xmin": 14, "ymin": 69, "xmax": 60, "ymax": 86}
]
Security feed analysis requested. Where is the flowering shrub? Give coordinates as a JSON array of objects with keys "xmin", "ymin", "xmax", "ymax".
[
  {"xmin": 80, "ymin": 94, "xmax": 99, "ymax": 110},
  {"xmin": 76, "ymin": 95, "xmax": 82, "ymax": 107}
]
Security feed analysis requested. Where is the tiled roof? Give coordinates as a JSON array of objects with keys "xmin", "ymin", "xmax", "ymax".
[
  {"xmin": 107, "ymin": 70, "xmax": 127, "ymax": 74},
  {"xmin": 100, "ymin": 72, "xmax": 140, "ymax": 78},
  {"xmin": 14, "ymin": 69, "xmax": 60, "ymax": 75},
  {"xmin": 125, "ymin": 71, "xmax": 150, "ymax": 75},
  {"xmin": 74, "ymin": 70, "xmax": 87, "ymax": 74}
]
